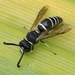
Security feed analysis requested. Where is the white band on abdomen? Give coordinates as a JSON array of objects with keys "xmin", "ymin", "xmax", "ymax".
[
  {"xmin": 52, "ymin": 17, "xmax": 57, "ymax": 25},
  {"xmin": 39, "ymin": 23, "xmax": 47, "ymax": 31},
  {"xmin": 55, "ymin": 16, "xmax": 59, "ymax": 23},
  {"xmin": 47, "ymin": 18, "xmax": 54, "ymax": 28}
]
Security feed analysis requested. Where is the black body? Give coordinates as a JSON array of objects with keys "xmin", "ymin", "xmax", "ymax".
[
  {"xmin": 3, "ymin": 16, "xmax": 62, "ymax": 67},
  {"xmin": 38, "ymin": 16, "xmax": 62, "ymax": 32},
  {"xmin": 26, "ymin": 30, "xmax": 40, "ymax": 44}
]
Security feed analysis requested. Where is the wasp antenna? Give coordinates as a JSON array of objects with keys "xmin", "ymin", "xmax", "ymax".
[
  {"xmin": 17, "ymin": 50, "xmax": 25, "ymax": 67},
  {"xmin": 3, "ymin": 42, "xmax": 19, "ymax": 46}
]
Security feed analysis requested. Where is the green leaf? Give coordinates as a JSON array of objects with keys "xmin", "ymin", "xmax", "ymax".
[{"xmin": 0, "ymin": 0, "xmax": 75, "ymax": 75}]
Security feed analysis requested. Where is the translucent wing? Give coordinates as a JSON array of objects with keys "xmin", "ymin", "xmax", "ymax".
[
  {"xmin": 42, "ymin": 24, "xmax": 72, "ymax": 39},
  {"xmin": 36, "ymin": 30, "xmax": 48, "ymax": 42},
  {"xmin": 36, "ymin": 23, "xmax": 71, "ymax": 42},
  {"xmin": 29, "ymin": 5, "xmax": 49, "ymax": 32}
]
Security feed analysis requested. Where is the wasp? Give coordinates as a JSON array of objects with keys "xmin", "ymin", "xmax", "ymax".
[{"xmin": 3, "ymin": 5, "xmax": 71, "ymax": 67}]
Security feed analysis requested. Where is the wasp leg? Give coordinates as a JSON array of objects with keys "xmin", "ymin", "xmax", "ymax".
[
  {"xmin": 40, "ymin": 40, "xmax": 57, "ymax": 55},
  {"xmin": 31, "ymin": 45, "xmax": 34, "ymax": 50},
  {"xmin": 23, "ymin": 26, "xmax": 29, "ymax": 31},
  {"xmin": 30, "ymin": 45, "xmax": 34, "ymax": 52},
  {"xmin": 40, "ymin": 40, "xmax": 49, "ymax": 48}
]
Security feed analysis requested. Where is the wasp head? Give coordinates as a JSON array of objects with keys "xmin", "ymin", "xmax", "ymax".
[{"xmin": 19, "ymin": 39, "xmax": 31, "ymax": 53}]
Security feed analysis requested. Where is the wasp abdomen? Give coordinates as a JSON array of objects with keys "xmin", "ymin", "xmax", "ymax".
[{"xmin": 38, "ymin": 16, "xmax": 63, "ymax": 32}]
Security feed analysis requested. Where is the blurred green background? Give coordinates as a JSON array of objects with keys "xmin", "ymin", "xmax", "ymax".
[{"xmin": 0, "ymin": 0, "xmax": 75, "ymax": 75}]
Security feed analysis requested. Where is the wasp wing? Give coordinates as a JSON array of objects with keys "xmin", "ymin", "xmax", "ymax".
[
  {"xmin": 36, "ymin": 30, "xmax": 48, "ymax": 42},
  {"xmin": 36, "ymin": 23, "xmax": 71, "ymax": 42},
  {"xmin": 29, "ymin": 5, "xmax": 49, "ymax": 32},
  {"xmin": 42, "ymin": 23, "xmax": 72, "ymax": 39}
]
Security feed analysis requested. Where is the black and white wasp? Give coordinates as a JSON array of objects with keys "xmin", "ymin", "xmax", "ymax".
[{"xmin": 3, "ymin": 5, "xmax": 71, "ymax": 67}]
